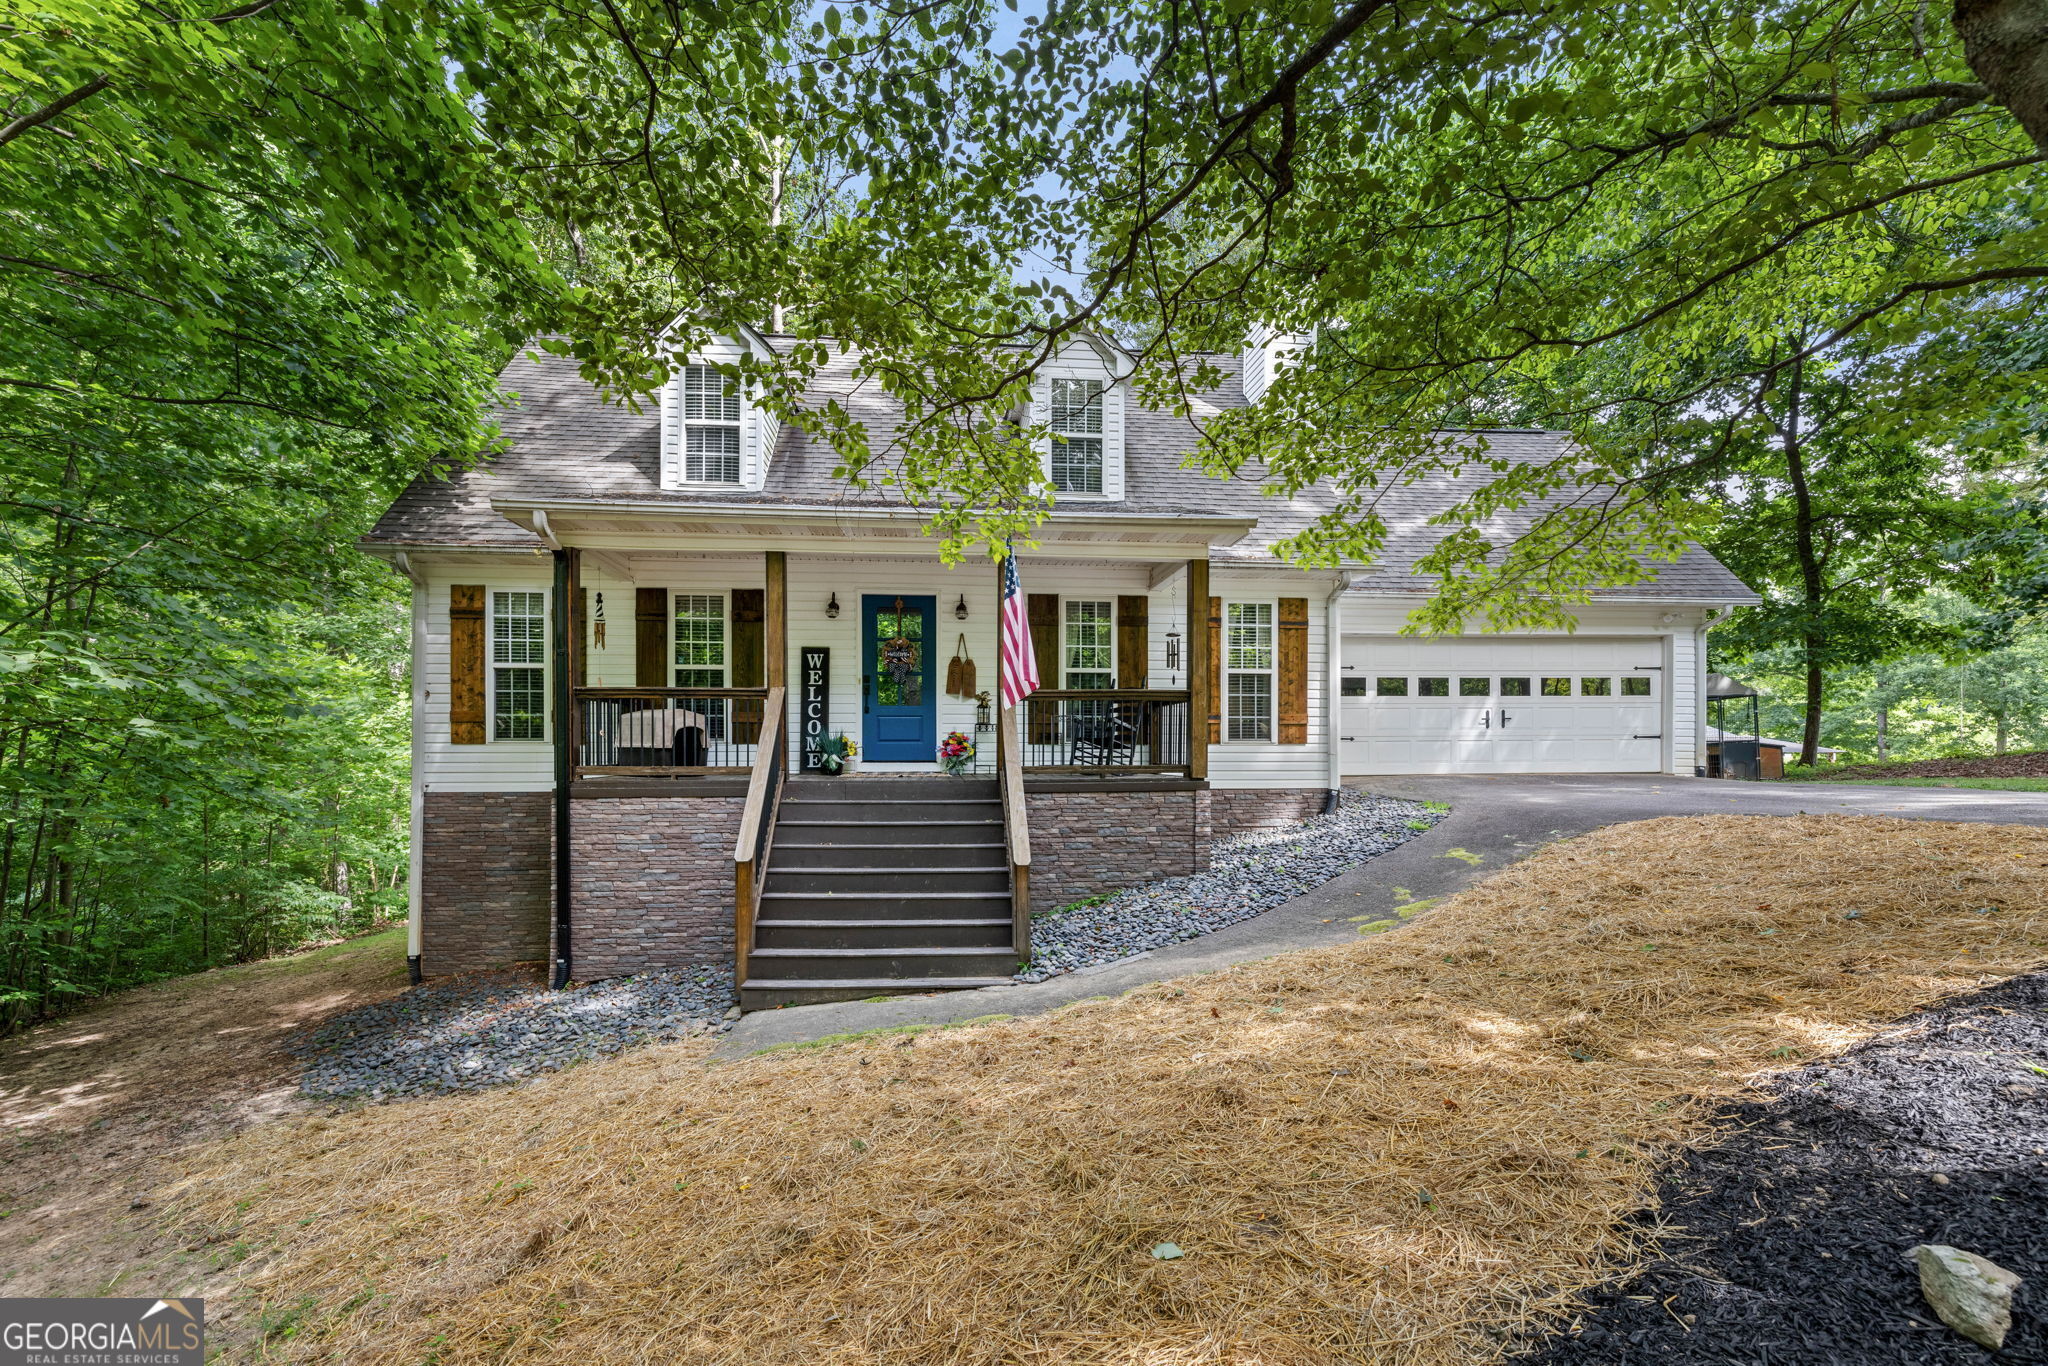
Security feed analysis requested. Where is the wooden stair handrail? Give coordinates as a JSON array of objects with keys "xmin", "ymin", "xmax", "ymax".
[
  {"xmin": 733, "ymin": 685, "xmax": 787, "ymax": 985},
  {"xmin": 998, "ymin": 704, "xmax": 1032, "ymax": 964}
]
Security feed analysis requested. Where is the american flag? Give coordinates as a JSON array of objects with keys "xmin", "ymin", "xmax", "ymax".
[{"xmin": 998, "ymin": 543, "xmax": 1039, "ymax": 709}]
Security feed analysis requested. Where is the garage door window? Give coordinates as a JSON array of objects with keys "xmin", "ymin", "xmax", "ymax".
[
  {"xmin": 1418, "ymin": 676, "xmax": 1450, "ymax": 697},
  {"xmin": 1341, "ymin": 676, "xmax": 1370, "ymax": 696},
  {"xmin": 1581, "ymin": 676, "xmax": 1613, "ymax": 696},
  {"xmin": 1224, "ymin": 602, "xmax": 1274, "ymax": 740},
  {"xmin": 1541, "ymin": 677, "xmax": 1571, "ymax": 696},
  {"xmin": 1376, "ymin": 676, "xmax": 1408, "ymax": 696},
  {"xmin": 1459, "ymin": 677, "xmax": 1490, "ymax": 696},
  {"xmin": 1622, "ymin": 676, "xmax": 1652, "ymax": 696},
  {"xmin": 1500, "ymin": 677, "xmax": 1531, "ymax": 696}
]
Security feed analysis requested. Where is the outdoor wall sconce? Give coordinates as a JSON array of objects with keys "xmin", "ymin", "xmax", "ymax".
[
  {"xmin": 954, "ymin": 594, "xmax": 969, "ymax": 620},
  {"xmin": 825, "ymin": 592, "xmax": 840, "ymax": 619},
  {"xmin": 1164, "ymin": 629, "xmax": 1183, "ymax": 672}
]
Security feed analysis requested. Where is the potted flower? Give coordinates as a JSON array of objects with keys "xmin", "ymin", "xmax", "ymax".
[
  {"xmin": 819, "ymin": 733, "xmax": 859, "ymax": 775},
  {"xmin": 936, "ymin": 730, "xmax": 975, "ymax": 776}
]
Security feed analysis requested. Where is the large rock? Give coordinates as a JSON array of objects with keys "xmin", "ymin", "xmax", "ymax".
[{"xmin": 1909, "ymin": 1243, "xmax": 2023, "ymax": 1350}]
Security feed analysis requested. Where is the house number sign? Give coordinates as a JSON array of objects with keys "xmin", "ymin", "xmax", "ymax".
[{"xmin": 800, "ymin": 646, "xmax": 830, "ymax": 771}]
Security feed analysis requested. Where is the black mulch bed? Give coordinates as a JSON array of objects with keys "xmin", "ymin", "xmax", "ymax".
[{"xmin": 1522, "ymin": 972, "xmax": 2048, "ymax": 1366}]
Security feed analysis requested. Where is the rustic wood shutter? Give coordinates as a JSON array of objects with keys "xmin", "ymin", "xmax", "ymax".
[
  {"xmin": 449, "ymin": 585, "xmax": 486, "ymax": 745},
  {"xmin": 1206, "ymin": 596, "xmax": 1223, "ymax": 744},
  {"xmin": 634, "ymin": 587, "xmax": 668, "ymax": 687},
  {"xmin": 1027, "ymin": 592, "xmax": 1060, "ymax": 742},
  {"xmin": 729, "ymin": 587, "xmax": 765, "ymax": 741},
  {"xmin": 1115, "ymin": 595, "xmax": 1148, "ymax": 688},
  {"xmin": 1277, "ymin": 596, "xmax": 1309, "ymax": 744}
]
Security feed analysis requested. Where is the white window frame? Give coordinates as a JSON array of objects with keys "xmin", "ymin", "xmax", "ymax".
[
  {"xmin": 1061, "ymin": 598, "xmax": 1116, "ymax": 690},
  {"xmin": 1223, "ymin": 599, "xmax": 1275, "ymax": 742},
  {"xmin": 680, "ymin": 364, "xmax": 743, "ymax": 485},
  {"xmin": 672, "ymin": 592, "xmax": 728, "ymax": 688},
  {"xmin": 488, "ymin": 588, "xmax": 549, "ymax": 743},
  {"xmin": 1046, "ymin": 377, "xmax": 1106, "ymax": 496}
]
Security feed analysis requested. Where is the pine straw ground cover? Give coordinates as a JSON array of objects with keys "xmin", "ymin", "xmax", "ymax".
[{"xmin": 170, "ymin": 815, "xmax": 2048, "ymax": 1366}]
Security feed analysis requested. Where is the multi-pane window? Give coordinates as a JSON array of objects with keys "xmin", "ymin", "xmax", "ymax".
[
  {"xmin": 1063, "ymin": 600, "xmax": 1114, "ymax": 689},
  {"xmin": 674, "ymin": 594, "xmax": 726, "ymax": 686},
  {"xmin": 491, "ymin": 590, "xmax": 547, "ymax": 740},
  {"xmin": 681, "ymin": 365, "xmax": 742, "ymax": 483},
  {"xmin": 1048, "ymin": 378, "xmax": 1104, "ymax": 494},
  {"xmin": 1224, "ymin": 602, "xmax": 1274, "ymax": 740}
]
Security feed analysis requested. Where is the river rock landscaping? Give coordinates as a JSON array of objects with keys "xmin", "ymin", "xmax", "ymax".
[
  {"xmin": 1523, "ymin": 970, "xmax": 2048, "ymax": 1365},
  {"xmin": 1015, "ymin": 790, "xmax": 1445, "ymax": 983},
  {"xmin": 291, "ymin": 961, "xmax": 735, "ymax": 1101}
]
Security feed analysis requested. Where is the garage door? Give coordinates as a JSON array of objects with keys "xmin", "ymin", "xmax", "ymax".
[{"xmin": 1339, "ymin": 636, "xmax": 1664, "ymax": 775}]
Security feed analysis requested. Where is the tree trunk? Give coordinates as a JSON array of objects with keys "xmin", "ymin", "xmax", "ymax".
[
  {"xmin": 1997, "ymin": 711, "xmax": 2010, "ymax": 754},
  {"xmin": 1953, "ymin": 0, "xmax": 2048, "ymax": 154},
  {"xmin": 1876, "ymin": 704, "xmax": 1889, "ymax": 761},
  {"xmin": 1781, "ymin": 349, "xmax": 1826, "ymax": 767}
]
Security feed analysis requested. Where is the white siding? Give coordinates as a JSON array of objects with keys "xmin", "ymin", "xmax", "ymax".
[
  {"xmin": 657, "ymin": 335, "xmax": 778, "ymax": 492},
  {"xmin": 578, "ymin": 555, "xmax": 766, "ymax": 688},
  {"xmin": 1205, "ymin": 568, "xmax": 1334, "ymax": 791},
  {"xmin": 415, "ymin": 557, "xmax": 556, "ymax": 793},
  {"xmin": 1031, "ymin": 350, "xmax": 1127, "ymax": 502},
  {"xmin": 1675, "ymin": 625, "xmax": 1704, "ymax": 775},
  {"xmin": 1239, "ymin": 325, "xmax": 1307, "ymax": 403}
]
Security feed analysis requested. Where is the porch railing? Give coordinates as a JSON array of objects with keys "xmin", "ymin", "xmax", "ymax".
[
  {"xmin": 733, "ymin": 685, "xmax": 787, "ymax": 984},
  {"xmin": 574, "ymin": 687, "xmax": 772, "ymax": 774},
  {"xmin": 1017, "ymin": 689, "xmax": 1193, "ymax": 774}
]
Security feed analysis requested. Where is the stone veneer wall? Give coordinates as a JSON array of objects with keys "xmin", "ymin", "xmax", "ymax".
[
  {"xmin": 569, "ymin": 796, "xmax": 744, "ymax": 979},
  {"xmin": 1023, "ymin": 789, "xmax": 1212, "ymax": 915},
  {"xmin": 1208, "ymin": 787, "xmax": 1327, "ymax": 836},
  {"xmin": 420, "ymin": 792, "xmax": 553, "ymax": 976}
]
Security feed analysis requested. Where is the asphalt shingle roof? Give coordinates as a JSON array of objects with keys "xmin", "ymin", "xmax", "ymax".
[{"xmin": 364, "ymin": 342, "xmax": 1757, "ymax": 603}]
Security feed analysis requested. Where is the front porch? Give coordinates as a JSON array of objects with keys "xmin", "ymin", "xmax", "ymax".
[{"xmin": 503, "ymin": 503, "xmax": 1273, "ymax": 1005}]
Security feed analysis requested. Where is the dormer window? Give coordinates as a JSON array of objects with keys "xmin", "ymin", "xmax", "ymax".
[
  {"xmin": 682, "ymin": 365, "xmax": 741, "ymax": 483},
  {"xmin": 1048, "ymin": 378, "xmax": 1105, "ymax": 494}
]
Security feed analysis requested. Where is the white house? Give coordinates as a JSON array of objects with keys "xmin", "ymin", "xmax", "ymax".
[{"xmin": 361, "ymin": 329, "xmax": 1757, "ymax": 1006}]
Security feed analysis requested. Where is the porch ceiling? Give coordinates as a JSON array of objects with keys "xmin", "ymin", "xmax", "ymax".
[{"xmin": 492, "ymin": 499, "xmax": 1253, "ymax": 560}]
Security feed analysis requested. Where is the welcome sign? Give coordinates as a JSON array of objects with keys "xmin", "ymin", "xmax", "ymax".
[{"xmin": 799, "ymin": 647, "xmax": 830, "ymax": 771}]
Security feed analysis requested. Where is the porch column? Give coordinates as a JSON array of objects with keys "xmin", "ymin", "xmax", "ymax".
[
  {"xmin": 1186, "ymin": 556, "xmax": 1210, "ymax": 781},
  {"xmin": 551, "ymin": 546, "xmax": 581, "ymax": 988},
  {"xmin": 764, "ymin": 551, "xmax": 787, "ymax": 771}
]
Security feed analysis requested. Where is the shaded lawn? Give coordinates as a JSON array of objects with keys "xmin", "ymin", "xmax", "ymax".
[{"xmin": 163, "ymin": 816, "xmax": 2048, "ymax": 1366}]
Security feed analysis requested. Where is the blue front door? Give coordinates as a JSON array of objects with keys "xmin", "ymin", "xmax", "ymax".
[{"xmin": 862, "ymin": 594, "xmax": 936, "ymax": 761}]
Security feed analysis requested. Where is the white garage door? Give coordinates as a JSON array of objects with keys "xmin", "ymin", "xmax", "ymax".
[{"xmin": 1340, "ymin": 636, "xmax": 1665, "ymax": 775}]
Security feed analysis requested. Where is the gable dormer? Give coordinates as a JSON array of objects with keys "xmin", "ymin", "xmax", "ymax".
[
  {"xmin": 1240, "ymin": 324, "xmax": 1308, "ymax": 403},
  {"xmin": 1031, "ymin": 336, "xmax": 1133, "ymax": 501},
  {"xmin": 657, "ymin": 325, "xmax": 780, "ymax": 492}
]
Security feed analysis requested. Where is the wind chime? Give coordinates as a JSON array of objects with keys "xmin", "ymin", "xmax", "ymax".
[{"xmin": 879, "ymin": 596, "xmax": 921, "ymax": 702}]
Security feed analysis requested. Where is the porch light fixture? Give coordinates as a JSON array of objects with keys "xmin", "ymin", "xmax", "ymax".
[
  {"xmin": 1164, "ymin": 629, "xmax": 1182, "ymax": 672},
  {"xmin": 954, "ymin": 594, "xmax": 969, "ymax": 620},
  {"xmin": 825, "ymin": 592, "xmax": 840, "ymax": 619}
]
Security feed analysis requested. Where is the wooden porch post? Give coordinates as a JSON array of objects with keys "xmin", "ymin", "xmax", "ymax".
[
  {"xmin": 1186, "ymin": 556, "xmax": 1210, "ymax": 781},
  {"xmin": 552, "ymin": 546, "xmax": 581, "ymax": 987},
  {"xmin": 764, "ymin": 550, "xmax": 787, "ymax": 771}
]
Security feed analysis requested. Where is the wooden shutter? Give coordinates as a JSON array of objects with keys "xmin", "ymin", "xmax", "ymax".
[
  {"xmin": 729, "ymin": 587, "xmax": 765, "ymax": 741},
  {"xmin": 1277, "ymin": 596, "xmax": 1309, "ymax": 744},
  {"xmin": 449, "ymin": 585, "xmax": 486, "ymax": 745},
  {"xmin": 635, "ymin": 588, "xmax": 669, "ymax": 687},
  {"xmin": 1027, "ymin": 593, "xmax": 1060, "ymax": 742},
  {"xmin": 1115, "ymin": 595, "xmax": 1148, "ymax": 688},
  {"xmin": 1206, "ymin": 596, "xmax": 1223, "ymax": 744}
]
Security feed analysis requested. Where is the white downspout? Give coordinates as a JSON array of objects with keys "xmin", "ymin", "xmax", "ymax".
[
  {"xmin": 396, "ymin": 553, "xmax": 428, "ymax": 984},
  {"xmin": 1323, "ymin": 571, "xmax": 1354, "ymax": 800}
]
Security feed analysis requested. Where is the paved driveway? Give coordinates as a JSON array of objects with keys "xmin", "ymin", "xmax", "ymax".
[{"xmin": 721, "ymin": 776, "xmax": 2048, "ymax": 1054}]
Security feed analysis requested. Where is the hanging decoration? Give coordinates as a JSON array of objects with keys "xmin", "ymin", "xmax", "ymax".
[
  {"xmin": 945, "ymin": 633, "xmax": 977, "ymax": 699},
  {"xmin": 593, "ymin": 592, "xmax": 607, "ymax": 649},
  {"xmin": 879, "ymin": 596, "xmax": 922, "ymax": 702}
]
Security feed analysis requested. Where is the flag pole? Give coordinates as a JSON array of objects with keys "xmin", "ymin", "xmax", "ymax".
[{"xmin": 994, "ymin": 546, "xmax": 1008, "ymax": 773}]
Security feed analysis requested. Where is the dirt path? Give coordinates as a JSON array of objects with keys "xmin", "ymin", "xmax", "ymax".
[{"xmin": 0, "ymin": 928, "xmax": 412, "ymax": 1300}]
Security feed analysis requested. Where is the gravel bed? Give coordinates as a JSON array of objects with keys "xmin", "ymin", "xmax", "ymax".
[
  {"xmin": 291, "ymin": 961, "xmax": 735, "ymax": 1101},
  {"xmin": 1521, "ymin": 971, "xmax": 2048, "ymax": 1365},
  {"xmin": 1014, "ymin": 790, "xmax": 1445, "ymax": 983}
]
